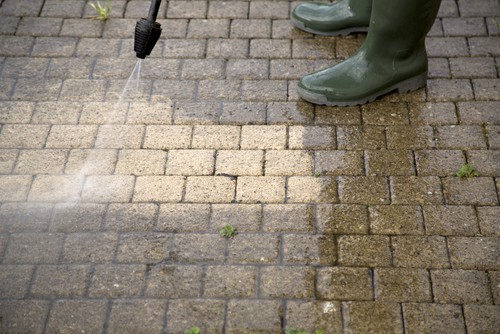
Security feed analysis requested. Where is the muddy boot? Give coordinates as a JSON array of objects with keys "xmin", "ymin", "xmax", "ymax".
[
  {"xmin": 297, "ymin": 0, "xmax": 442, "ymax": 106},
  {"xmin": 291, "ymin": 0, "xmax": 372, "ymax": 36}
]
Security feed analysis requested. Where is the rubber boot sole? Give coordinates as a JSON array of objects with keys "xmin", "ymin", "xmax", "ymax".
[
  {"xmin": 298, "ymin": 72, "xmax": 427, "ymax": 106},
  {"xmin": 291, "ymin": 16, "xmax": 369, "ymax": 36}
]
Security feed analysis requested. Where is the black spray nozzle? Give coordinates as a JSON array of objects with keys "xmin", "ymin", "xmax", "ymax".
[{"xmin": 134, "ymin": 0, "xmax": 162, "ymax": 59}]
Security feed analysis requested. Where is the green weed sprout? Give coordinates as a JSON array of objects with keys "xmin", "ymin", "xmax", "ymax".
[
  {"xmin": 88, "ymin": 0, "xmax": 111, "ymax": 20},
  {"xmin": 455, "ymin": 163, "xmax": 479, "ymax": 178},
  {"xmin": 219, "ymin": 225, "xmax": 237, "ymax": 238},
  {"xmin": 185, "ymin": 327, "xmax": 201, "ymax": 334}
]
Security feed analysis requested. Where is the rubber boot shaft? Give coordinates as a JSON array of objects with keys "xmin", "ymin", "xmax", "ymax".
[
  {"xmin": 292, "ymin": 0, "xmax": 372, "ymax": 36},
  {"xmin": 298, "ymin": 0, "xmax": 442, "ymax": 106}
]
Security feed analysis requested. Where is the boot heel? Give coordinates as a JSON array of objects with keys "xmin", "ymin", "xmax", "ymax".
[{"xmin": 396, "ymin": 72, "xmax": 427, "ymax": 93}]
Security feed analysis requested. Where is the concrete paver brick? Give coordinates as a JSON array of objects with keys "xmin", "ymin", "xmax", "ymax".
[
  {"xmin": 442, "ymin": 177, "xmax": 498, "ymax": 205},
  {"xmin": 60, "ymin": 18, "xmax": 104, "ymax": 37},
  {"xmin": 0, "ymin": 102, "xmax": 34, "ymax": 124},
  {"xmin": 133, "ymin": 176, "xmax": 185, "ymax": 202},
  {"xmin": 283, "ymin": 234, "xmax": 336, "ymax": 265},
  {"xmin": 89, "ymin": 264, "xmax": 146, "ymax": 298},
  {"xmin": 432, "ymin": 269, "xmax": 493, "ymax": 304},
  {"xmin": 157, "ymin": 203, "xmax": 210, "ymax": 232},
  {"xmin": 173, "ymin": 233, "xmax": 226, "ymax": 263},
  {"xmin": 146, "ymin": 264, "xmax": 202, "ymax": 298},
  {"xmin": 65, "ymin": 149, "xmax": 117, "ymax": 175},
  {"xmin": 30, "ymin": 264, "xmax": 90, "ymax": 298},
  {"xmin": 289, "ymin": 126, "xmax": 336, "ymax": 149},
  {"xmin": 79, "ymin": 102, "xmax": 127, "ymax": 125},
  {"xmin": 487, "ymin": 125, "xmax": 500, "ymax": 149},
  {"xmin": 316, "ymin": 267, "xmax": 372, "ymax": 300},
  {"xmin": 391, "ymin": 176, "xmax": 443, "ymax": 205},
  {"xmin": 261, "ymin": 266, "xmax": 315, "ymax": 298},
  {"xmin": 286, "ymin": 301, "xmax": 342, "ymax": 333},
  {"xmin": 2, "ymin": 57, "xmax": 50, "ymax": 78},
  {"xmin": 436, "ymin": 125, "xmax": 487, "ymax": 149},
  {"xmin": 0, "ymin": 16, "xmax": 19, "ymax": 35},
  {"xmin": 241, "ymin": 80, "xmax": 288, "ymax": 101},
  {"xmin": 287, "ymin": 176, "xmax": 337, "ymax": 203},
  {"xmin": 448, "ymin": 237, "xmax": 499, "ymax": 270},
  {"xmin": 166, "ymin": 299, "xmax": 225, "ymax": 334},
  {"xmin": 0, "ymin": 175, "xmax": 32, "ymax": 201},
  {"xmin": 450, "ymin": 57, "xmax": 497, "ymax": 78},
  {"xmin": 0, "ymin": 265, "xmax": 34, "ymax": 298},
  {"xmin": 46, "ymin": 57, "xmax": 94, "ymax": 79},
  {"xmin": 338, "ymin": 176, "xmax": 390, "ymax": 204},
  {"xmin": 469, "ymin": 36, "xmax": 500, "ymax": 56},
  {"xmin": 60, "ymin": 79, "xmax": 107, "ymax": 102},
  {"xmin": 173, "ymin": 101, "xmax": 221, "ymax": 125},
  {"xmin": 236, "ymin": 176, "xmax": 286, "ymax": 203},
  {"xmin": 226, "ymin": 59, "xmax": 268, "ymax": 80},
  {"xmin": 40, "ymin": 0, "xmax": 85, "ymax": 18},
  {"xmin": 386, "ymin": 125, "xmax": 435, "ymax": 150},
  {"xmin": 207, "ymin": 39, "xmax": 249, "ymax": 59},
  {"xmin": 391, "ymin": 236, "xmax": 450, "ymax": 268},
  {"xmin": 477, "ymin": 206, "xmax": 500, "ymax": 236},
  {"xmin": 403, "ymin": 303, "xmax": 466, "ymax": 333},
  {"xmin": 464, "ymin": 305, "xmax": 500, "ymax": 334},
  {"xmin": 62, "ymin": 233, "xmax": 118, "ymax": 263},
  {"xmin": 81, "ymin": 175, "xmax": 134, "ymax": 203},
  {"xmin": 424, "ymin": 205, "xmax": 479, "ymax": 236},
  {"xmin": 338, "ymin": 235, "xmax": 391, "ymax": 267},
  {"xmin": 241, "ymin": 125, "xmax": 286, "ymax": 149},
  {"xmin": 427, "ymin": 78, "xmax": 474, "ymax": 101},
  {"xmin": 204, "ymin": 265, "xmax": 257, "ymax": 298},
  {"xmin": 188, "ymin": 19, "xmax": 229, "ymax": 39},
  {"xmin": 317, "ymin": 204, "xmax": 369, "ymax": 234},
  {"xmin": 337, "ymin": 125, "xmax": 385, "ymax": 150},
  {"xmin": 0, "ymin": 300, "xmax": 49, "ymax": 334},
  {"xmin": 491, "ymin": 271, "xmax": 500, "ymax": 304},
  {"xmin": 262, "ymin": 204, "xmax": 314, "ymax": 233},
  {"xmin": 315, "ymin": 150, "xmax": 364, "ymax": 176},
  {"xmin": 375, "ymin": 268, "xmax": 431, "ymax": 302},
  {"xmin": 116, "ymin": 233, "xmax": 172, "ymax": 264},
  {"xmin": 270, "ymin": 59, "xmax": 317, "ymax": 80},
  {"xmin": 51, "ymin": 203, "xmax": 106, "ymax": 232},
  {"xmin": 230, "ymin": 19, "xmax": 271, "ymax": 38},
  {"xmin": 267, "ymin": 101, "xmax": 314, "ymax": 125},
  {"xmin": 46, "ymin": 125, "xmax": 97, "ymax": 148},
  {"xmin": 116, "ymin": 149, "xmax": 167, "ymax": 175},
  {"xmin": 45, "ymin": 300, "xmax": 107, "ymax": 334},
  {"xmin": 414, "ymin": 149, "xmax": 465, "ymax": 176},
  {"xmin": 12, "ymin": 78, "xmax": 62, "ymax": 102},
  {"xmin": 457, "ymin": 101, "xmax": 500, "ymax": 125},
  {"xmin": 426, "ymin": 37, "xmax": 469, "ymax": 57},
  {"xmin": 250, "ymin": 1, "xmax": 289, "ymax": 19},
  {"xmin": 228, "ymin": 234, "xmax": 279, "ymax": 264},
  {"xmin": 32, "ymin": 37, "xmax": 77, "ymax": 57},
  {"xmin": 0, "ymin": 203, "xmax": 53, "ymax": 233},
  {"xmin": 143, "ymin": 125, "xmax": 192, "ymax": 149},
  {"xmin": 467, "ymin": 150, "xmax": 500, "ymax": 177},
  {"xmin": 32, "ymin": 101, "xmax": 81, "ymax": 124},
  {"xmin": 0, "ymin": 36, "xmax": 33, "ymax": 57},
  {"xmin": 343, "ymin": 302, "xmax": 403, "ymax": 334},
  {"xmin": 181, "ymin": 59, "xmax": 225, "ymax": 79},
  {"xmin": 369, "ymin": 205, "xmax": 424, "ymax": 235},
  {"xmin": 198, "ymin": 80, "xmax": 242, "ymax": 100},
  {"xmin": 95, "ymin": 125, "xmax": 144, "ymax": 149},
  {"xmin": 185, "ymin": 176, "xmax": 235, "ymax": 203},
  {"xmin": 211, "ymin": 204, "xmax": 261, "ymax": 232},
  {"xmin": 166, "ymin": 149, "xmax": 214, "ymax": 175},
  {"xmin": 220, "ymin": 102, "xmax": 267, "ymax": 125},
  {"xmin": 366, "ymin": 150, "xmax": 415, "ymax": 176},
  {"xmin": 163, "ymin": 39, "xmax": 206, "ymax": 58},
  {"xmin": 251, "ymin": 39, "xmax": 291, "ymax": 59},
  {"xmin": 216, "ymin": 150, "xmax": 263, "ymax": 176},
  {"xmin": 192, "ymin": 125, "xmax": 240, "ymax": 149},
  {"xmin": 29, "ymin": 175, "xmax": 83, "ymax": 202},
  {"xmin": 106, "ymin": 203, "xmax": 157, "ymax": 232},
  {"xmin": 108, "ymin": 299, "xmax": 166, "ymax": 334},
  {"xmin": 226, "ymin": 300, "xmax": 282, "ymax": 333},
  {"xmin": 443, "ymin": 17, "xmax": 488, "ymax": 36}
]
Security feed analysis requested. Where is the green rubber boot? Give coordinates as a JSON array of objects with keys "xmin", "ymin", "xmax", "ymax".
[
  {"xmin": 291, "ymin": 0, "xmax": 372, "ymax": 36},
  {"xmin": 297, "ymin": 0, "xmax": 442, "ymax": 106}
]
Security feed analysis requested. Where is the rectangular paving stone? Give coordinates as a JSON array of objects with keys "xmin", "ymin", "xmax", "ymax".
[
  {"xmin": 228, "ymin": 234, "xmax": 279, "ymax": 264},
  {"xmin": 95, "ymin": 125, "xmax": 145, "ymax": 149},
  {"xmin": 62, "ymin": 232, "xmax": 118, "ymax": 263},
  {"xmin": 204, "ymin": 265, "xmax": 257, "ymax": 298},
  {"xmin": 431, "ymin": 269, "xmax": 493, "ymax": 304},
  {"xmin": 287, "ymin": 176, "xmax": 338, "ymax": 203},
  {"xmin": 316, "ymin": 267, "xmax": 372, "ymax": 301},
  {"xmin": 0, "ymin": 16, "xmax": 19, "ymax": 34},
  {"xmin": 391, "ymin": 236, "xmax": 450, "ymax": 268},
  {"xmin": 31, "ymin": 37, "xmax": 77, "ymax": 57},
  {"xmin": 390, "ymin": 176, "xmax": 443, "ymax": 205},
  {"xmin": 143, "ymin": 125, "xmax": 192, "ymax": 149},
  {"xmin": 184, "ymin": 176, "xmax": 236, "ymax": 203},
  {"xmin": 0, "ymin": 300, "xmax": 49, "ymax": 334},
  {"xmin": 365, "ymin": 150, "xmax": 415, "ymax": 176},
  {"xmin": 0, "ymin": 203, "xmax": 53, "ymax": 233},
  {"xmin": 81, "ymin": 175, "xmax": 135, "ymax": 203},
  {"xmin": 289, "ymin": 126, "xmax": 336, "ymax": 149},
  {"xmin": 467, "ymin": 150, "xmax": 500, "ymax": 177},
  {"xmin": 106, "ymin": 203, "xmax": 158, "ymax": 232},
  {"xmin": 60, "ymin": 18, "xmax": 104, "ymax": 37},
  {"xmin": 408, "ymin": 102, "xmax": 458, "ymax": 125},
  {"xmin": 236, "ymin": 176, "xmax": 286, "ymax": 203},
  {"xmin": 207, "ymin": 39, "xmax": 249, "ymax": 58},
  {"xmin": 265, "ymin": 150, "xmax": 313, "ymax": 176},
  {"xmin": 414, "ymin": 150, "xmax": 466, "ymax": 176},
  {"xmin": 477, "ymin": 206, "xmax": 500, "ymax": 236},
  {"xmin": 283, "ymin": 234, "xmax": 336, "ymax": 265},
  {"xmin": 423, "ymin": 205, "xmax": 479, "ymax": 236},
  {"xmin": 463, "ymin": 305, "xmax": 500, "ymax": 334},
  {"xmin": 46, "ymin": 300, "xmax": 107, "ymax": 334},
  {"xmin": 157, "ymin": 203, "xmax": 210, "ymax": 232},
  {"xmin": 404, "ymin": 303, "xmax": 466, "ymax": 333},
  {"xmin": 146, "ymin": 264, "xmax": 202, "ymax": 298},
  {"xmin": 192, "ymin": 125, "xmax": 240, "ymax": 150},
  {"xmin": 4, "ymin": 233, "xmax": 63, "ymax": 264},
  {"xmin": 116, "ymin": 233, "xmax": 172, "ymax": 264},
  {"xmin": 166, "ymin": 299, "xmax": 225, "ymax": 334},
  {"xmin": 338, "ymin": 176, "xmax": 390, "ymax": 205},
  {"xmin": 46, "ymin": 125, "xmax": 97, "ymax": 148},
  {"xmin": 181, "ymin": 59, "xmax": 225, "ymax": 79},
  {"xmin": 267, "ymin": 101, "xmax": 314, "ymax": 125},
  {"xmin": 442, "ymin": 177, "xmax": 498, "ymax": 205},
  {"xmin": 226, "ymin": 300, "xmax": 282, "ymax": 333},
  {"xmin": 41, "ymin": 0, "xmax": 86, "ymax": 17},
  {"xmin": 386, "ymin": 125, "xmax": 435, "ymax": 149},
  {"xmin": 343, "ymin": 302, "xmax": 403, "ymax": 334},
  {"xmin": 89, "ymin": 264, "xmax": 146, "ymax": 298},
  {"xmin": 0, "ymin": 101, "xmax": 34, "ymax": 124},
  {"xmin": 270, "ymin": 59, "xmax": 316, "ymax": 80},
  {"xmin": 0, "ymin": 124, "xmax": 49, "ymax": 149},
  {"xmin": 208, "ymin": 1, "xmax": 249, "ymax": 18},
  {"xmin": 59, "ymin": 79, "xmax": 107, "ymax": 102},
  {"xmin": 30, "ymin": 265, "xmax": 90, "ymax": 298},
  {"xmin": 2, "ymin": 57, "xmax": 50, "ymax": 78},
  {"xmin": 220, "ymin": 102, "xmax": 267, "ymax": 125},
  {"xmin": 369, "ymin": 205, "xmax": 424, "ymax": 235},
  {"xmin": 172, "ymin": 233, "xmax": 226, "ymax": 263},
  {"xmin": 337, "ymin": 125, "xmax": 386, "ymax": 150},
  {"xmin": 166, "ymin": 150, "xmax": 214, "ymax": 176},
  {"xmin": 251, "ymin": 39, "xmax": 291, "ymax": 59},
  {"xmin": 65, "ymin": 149, "xmax": 117, "ymax": 175},
  {"xmin": 338, "ymin": 235, "xmax": 391, "ymax": 267},
  {"xmin": 211, "ymin": 204, "xmax": 262, "ymax": 232},
  {"xmin": 216, "ymin": 150, "xmax": 263, "ymax": 176},
  {"xmin": 260, "ymin": 266, "xmax": 315, "ymax": 298},
  {"xmin": 457, "ymin": 101, "xmax": 500, "ymax": 124},
  {"xmin": 151, "ymin": 80, "xmax": 196, "ymax": 101},
  {"xmin": 51, "ymin": 203, "xmax": 106, "ymax": 232},
  {"xmin": 173, "ymin": 101, "xmax": 221, "ymax": 125},
  {"xmin": 79, "ymin": 102, "xmax": 127, "ymax": 124},
  {"xmin": 436, "ymin": 125, "xmax": 488, "ymax": 149},
  {"xmin": 263, "ymin": 204, "xmax": 314, "ymax": 233},
  {"xmin": 32, "ymin": 101, "xmax": 81, "ymax": 124},
  {"xmin": 76, "ymin": 38, "xmax": 121, "ymax": 57},
  {"xmin": 115, "ymin": 149, "xmax": 167, "ymax": 175},
  {"xmin": 108, "ymin": 299, "xmax": 166, "ymax": 334},
  {"xmin": 46, "ymin": 57, "xmax": 93, "ymax": 79},
  {"xmin": 0, "ymin": 175, "xmax": 32, "ymax": 201},
  {"xmin": 286, "ymin": 301, "xmax": 342, "ymax": 334},
  {"xmin": 0, "ymin": 36, "xmax": 34, "ymax": 56},
  {"xmin": 197, "ymin": 80, "xmax": 242, "ymax": 100},
  {"xmin": 317, "ymin": 204, "xmax": 369, "ymax": 234},
  {"xmin": 375, "ymin": 268, "xmax": 432, "ymax": 302},
  {"xmin": 28, "ymin": 175, "xmax": 83, "ymax": 202},
  {"xmin": 487, "ymin": 124, "xmax": 500, "ymax": 148},
  {"xmin": 241, "ymin": 80, "xmax": 288, "ymax": 101},
  {"xmin": 0, "ymin": 149, "xmax": 17, "ymax": 173},
  {"xmin": 0, "ymin": 265, "xmax": 34, "ymax": 298},
  {"xmin": 448, "ymin": 237, "xmax": 499, "ymax": 270},
  {"xmin": 241, "ymin": 125, "xmax": 287, "ymax": 149}
]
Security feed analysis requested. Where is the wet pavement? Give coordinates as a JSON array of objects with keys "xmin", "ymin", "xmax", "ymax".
[{"xmin": 0, "ymin": 0, "xmax": 499, "ymax": 333}]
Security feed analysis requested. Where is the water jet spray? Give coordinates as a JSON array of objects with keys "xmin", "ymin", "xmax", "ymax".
[{"xmin": 134, "ymin": 0, "xmax": 162, "ymax": 59}]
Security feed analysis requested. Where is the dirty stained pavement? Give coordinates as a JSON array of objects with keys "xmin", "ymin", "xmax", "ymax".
[{"xmin": 0, "ymin": 0, "xmax": 499, "ymax": 333}]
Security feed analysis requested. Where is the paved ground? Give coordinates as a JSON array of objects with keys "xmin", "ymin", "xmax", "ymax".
[{"xmin": 0, "ymin": 0, "xmax": 499, "ymax": 333}]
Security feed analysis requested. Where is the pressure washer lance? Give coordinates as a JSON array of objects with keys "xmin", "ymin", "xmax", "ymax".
[{"xmin": 134, "ymin": 0, "xmax": 162, "ymax": 59}]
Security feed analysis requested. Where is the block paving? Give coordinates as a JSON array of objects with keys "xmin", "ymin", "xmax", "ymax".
[{"xmin": 0, "ymin": 0, "xmax": 499, "ymax": 333}]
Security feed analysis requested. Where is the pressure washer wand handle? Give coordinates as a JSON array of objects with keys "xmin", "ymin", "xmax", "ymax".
[
  {"xmin": 147, "ymin": 0, "xmax": 161, "ymax": 22},
  {"xmin": 134, "ymin": 0, "xmax": 162, "ymax": 59}
]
